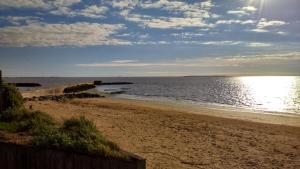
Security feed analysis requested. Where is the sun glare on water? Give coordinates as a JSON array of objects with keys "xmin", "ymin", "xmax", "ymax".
[{"xmin": 238, "ymin": 76, "xmax": 298, "ymax": 113}]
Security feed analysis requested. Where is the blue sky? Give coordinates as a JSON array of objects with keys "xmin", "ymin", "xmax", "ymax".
[{"xmin": 0, "ymin": 0, "xmax": 300, "ymax": 77}]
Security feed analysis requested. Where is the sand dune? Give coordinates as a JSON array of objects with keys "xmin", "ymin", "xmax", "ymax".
[{"xmin": 25, "ymin": 98, "xmax": 300, "ymax": 169}]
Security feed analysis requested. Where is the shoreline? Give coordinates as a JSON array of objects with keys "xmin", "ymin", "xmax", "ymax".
[
  {"xmin": 21, "ymin": 86, "xmax": 300, "ymax": 127},
  {"xmin": 104, "ymin": 97, "xmax": 300, "ymax": 127},
  {"xmin": 116, "ymin": 93, "xmax": 300, "ymax": 116}
]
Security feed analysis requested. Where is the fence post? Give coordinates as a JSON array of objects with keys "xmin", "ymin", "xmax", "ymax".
[
  {"xmin": 0, "ymin": 70, "xmax": 2, "ymax": 84},
  {"xmin": 0, "ymin": 70, "xmax": 3, "ymax": 112}
]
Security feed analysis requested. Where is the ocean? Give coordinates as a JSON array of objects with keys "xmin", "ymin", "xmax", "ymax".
[{"xmin": 4, "ymin": 76, "xmax": 300, "ymax": 115}]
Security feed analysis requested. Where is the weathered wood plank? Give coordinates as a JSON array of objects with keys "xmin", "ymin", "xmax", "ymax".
[{"xmin": 0, "ymin": 142, "xmax": 146, "ymax": 169}]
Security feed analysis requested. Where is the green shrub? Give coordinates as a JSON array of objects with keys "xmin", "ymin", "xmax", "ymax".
[
  {"xmin": 15, "ymin": 110, "xmax": 55, "ymax": 133},
  {"xmin": 1, "ymin": 84, "xmax": 23, "ymax": 111},
  {"xmin": 31, "ymin": 126, "xmax": 73, "ymax": 148},
  {"xmin": 0, "ymin": 83, "xmax": 55, "ymax": 133},
  {"xmin": 63, "ymin": 84, "xmax": 95, "ymax": 93},
  {"xmin": 0, "ymin": 122, "xmax": 15, "ymax": 131},
  {"xmin": 32, "ymin": 116, "xmax": 128, "ymax": 159},
  {"xmin": 0, "ymin": 108, "xmax": 55, "ymax": 133},
  {"xmin": 0, "ymin": 107, "xmax": 24, "ymax": 122}
]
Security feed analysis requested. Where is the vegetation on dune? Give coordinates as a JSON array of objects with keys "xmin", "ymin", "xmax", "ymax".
[
  {"xmin": 0, "ymin": 84, "xmax": 127, "ymax": 159},
  {"xmin": 63, "ymin": 83, "xmax": 96, "ymax": 93},
  {"xmin": 32, "ymin": 116, "xmax": 128, "ymax": 159},
  {"xmin": 0, "ymin": 84, "xmax": 54, "ymax": 133},
  {"xmin": 1, "ymin": 84, "xmax": 24, "ymax": 110},
  {"xmin": 0, "ymin": 108, "xmax": 54, "ymax": 133}
]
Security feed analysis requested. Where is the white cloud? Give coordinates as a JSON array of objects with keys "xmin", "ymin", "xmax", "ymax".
[
  {"xmin": 171, "ymin": 32, "xmax": 204, "ymax": 38},
  {"xmin": 277, "ymin": 31, "xmax": 288, "ymax": 35},
  {"xmin": 115, "ymin": 32, "xmax": 150, "ymax": 39},
  {"xmin": 143, "ymin": 17, "xmax": 213, "ymax": 29},
  {"xmin": 140, "ymin": 0, "xmax": 213, "ymax": 18},
  {"xmin": 200, "ymin": 41, "xmax": 242, "ymax": 46},
  {"xmin": 120, "ymin": 10, "xmax": 214, "ymax": 29},
  {"xmin": 0, "ymin": 0, "xmax": 49, "ymax": 9},
  {"xmin": 50, "ymin": 5, "xmax": 108, "ymax": 18},
  {"xmin": 216, "ymin": 19, "xmax": 256, "ymax": 25},
  {"xmin": 0, "ymin": 0, "xmax": 80, "ymax": 9},
  {"xmin": 78, "ymin": 5, "xmax": 108, "ymax": 18},
  {"xmin": 117, "ymin": 0, "xmax": 215, "ymax": 29},
  {"xmin": 200, "ymin": 41, "xmax": 272, "ymax": 48},
  {"xmin": 213, "ymin": 52, "xmax": 300, "ymax": 66},
  {"xmin": 112, "ymin": 60, "xmax": 137, "ymax": 63},
  {"xmin": 77, "ymin": 62, "xmax": 179, "ymax": 67},
  {"xmin": 257, "ymin": 18, "xmax": 286, "ymax": 28},
  {"xmin": 247, "ymin": 42, "xmax": 272, "ymax": 47},
  {"xmin": 242, "ymin": 6, "xmax": 257, "ymax": 12},
  {"xmin": 250, "ymin": 28, "xmax": 269, "ymax": 33},
  {"xmin": 227, "ymin": 5, "xmax": 257, "ymax": 16},
  {"xmin": 76, "ymin": 52, "xmax": 300, "ymax": 68},
  {"xmin": 0, "ymin": 22, "xmax": 130, "ymax": 47},
  {"xmin": 93, "ymin": 39, "xmax": 273, "ymax": 48},
  {"xmin": 108, "ymin": 0, "xmax": 139, "ymax": 9},
  {"xmin": 249, "ymin": 18, "xmax": 287, "ymax": 33},
  {"xmin": 1, "ymin": 16, "xmax": 42, "ymax": 25},
  {"xmin": 227, "ymin": 10, "xmax": 248, "ymax": 16},
  {"xmin": 0, "ymin": 0, "xmax": 108, "ymax": 19},
  {"xmin": 176, "ymin": 52, "xmax": 300, "ymax": 67},
  {"xmin": 134, "ymin": 41, "xmax": 170, "ymax": 45},
  {"xmin": 48, "ymin": 0, "xmax": 81, "ymax": 7}
]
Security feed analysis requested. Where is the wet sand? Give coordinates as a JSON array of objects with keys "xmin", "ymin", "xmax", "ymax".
[{"xmin": 25, "ymin": 97, "xmax": 300, "ymax": 169}]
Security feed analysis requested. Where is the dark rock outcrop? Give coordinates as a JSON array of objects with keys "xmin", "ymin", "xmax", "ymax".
[
  {"xmin": 8, "ymin": 83, "xmax": 41, "ymax": 87},
  {"xmin": 63, "ymin": 84, "xmax": 96, "ymax": 93},
  {"xmin": 24, "ymin": 93, "xmax": 104, "ymax": 102}
]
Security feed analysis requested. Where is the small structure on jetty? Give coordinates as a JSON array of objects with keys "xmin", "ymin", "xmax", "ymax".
[{"xmin": 94, "ymin": 80, "xmax": 133, "ymax": 85}]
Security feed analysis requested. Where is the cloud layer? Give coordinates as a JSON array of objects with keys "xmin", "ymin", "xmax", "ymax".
[
  {"xmin": 0, "ymin": 22, "xmax": 129, "ymax": 47},
  {"xmin": 76, "ymin": 52, "xmax": 300, "ymax": 69},
  {"xmin": 0, "ymin": 0, "xmax": 295, "ymax": 47}
]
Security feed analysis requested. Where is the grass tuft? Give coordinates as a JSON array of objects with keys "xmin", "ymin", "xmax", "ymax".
[
  {"xmin": 32, "ymin": 116, "xmax": 129, "ymax": 159},
  {"xmin": 1, "ymin": 84, "xmax": 24, "ymax": 110},
  {"xmin": 0, "ymin": 108, "xmax": 55, "ymax": 133}
]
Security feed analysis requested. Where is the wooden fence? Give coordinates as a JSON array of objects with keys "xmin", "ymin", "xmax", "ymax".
[
  {"xmin": 0, "ymin": 70, "xmax": 3, "ymax": 112},
  {"xmin": 0, "ymin": 142, "xmax": 146, "ymax": 169}
]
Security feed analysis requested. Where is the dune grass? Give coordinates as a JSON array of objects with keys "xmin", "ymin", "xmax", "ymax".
[
  {"xmin": 0, "ymin": 84, "xmax": 128, "ymax": 159},
  {"xmin": 0, "ymin": 84, "xmax": 54, "ymax": 133},
  {"xmin": 0, "ymin": 108, "xmax": 54, "ymax": 133},
  {"xmin": 32, "ymin": 116, "xmax": 129, "ymax": 159},
  {"xmin": 1, "ymin": 84, "xmax": 24, "ymax": 110}
]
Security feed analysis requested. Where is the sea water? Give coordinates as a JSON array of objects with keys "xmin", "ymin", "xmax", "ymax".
[{"xmin": 5, "ymin": 76, "xmax": 300, "ymax": 115}]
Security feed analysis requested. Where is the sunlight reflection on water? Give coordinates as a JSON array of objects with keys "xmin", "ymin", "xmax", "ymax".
[{"xmin": 238, "ymin": 76, "xmax": 299, "ymax": 113}]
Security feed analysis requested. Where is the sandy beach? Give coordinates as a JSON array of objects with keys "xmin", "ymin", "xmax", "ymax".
[{"xmin": 23, "ymin": 93, "xmax": 300, "ymax": 169}]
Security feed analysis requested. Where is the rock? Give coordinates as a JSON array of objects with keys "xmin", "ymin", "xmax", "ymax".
[{"xmin": 24, "ymin": 93, "xmax": 104, "ymax": 102}]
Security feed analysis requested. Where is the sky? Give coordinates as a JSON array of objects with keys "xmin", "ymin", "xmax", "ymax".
[{"xmin": 0, "ymin": 0, "xmax": 300, "ymax": 77}]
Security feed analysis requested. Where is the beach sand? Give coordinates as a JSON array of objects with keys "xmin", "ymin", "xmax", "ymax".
[
  {"xmin": 22, "ymin": 86, "xmax": 66, "ymax": 98},
  {"xmin": 24, "ymin": 97, "xmax": 300, "ymax": 169}
]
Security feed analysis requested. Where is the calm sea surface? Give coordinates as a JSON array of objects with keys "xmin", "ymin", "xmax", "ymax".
[{"xmin": 4, "ymin": 76, "xmax": 300, "ymax": 115}]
